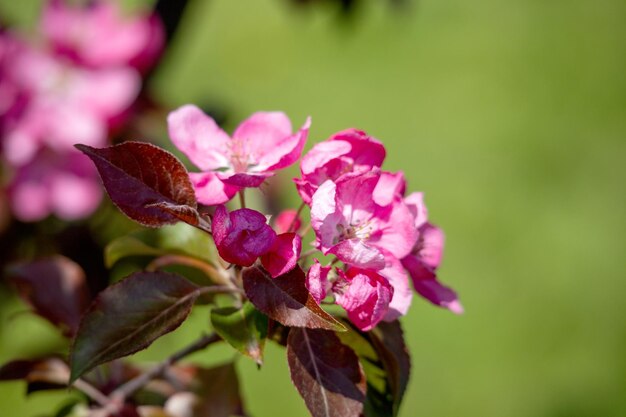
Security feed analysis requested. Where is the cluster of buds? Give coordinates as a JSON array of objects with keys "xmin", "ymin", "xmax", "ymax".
[
  {"xmin": 168, "ymin": 105, "xmax": 462, "ymax": 331},
  {"xmin": 0, "ymin": 0, "xmax": 163, "ymax": 221}
]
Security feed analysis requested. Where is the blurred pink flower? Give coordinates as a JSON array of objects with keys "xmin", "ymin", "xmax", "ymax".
[
  {"xmin": 274, "ymin": 208, "xmax": 301, "ymax": 234},
  {"xmin": 295, "ymin": 128, "xmax": 385, "ymax": 204},
  {"xmin": 41, "ymin": 0, "xmax": 164, "ymax": 72},
  {"xmin": 168, "ymin": 105, "xmax": 310, "ymax": 204},
  {"xmin": 2, "ymin": 43, "xmax": 140, "ymax": 166},
  {"xmin": 401, "ymin": 194, "xmax": 463, "ymax": 314},
  {"xmin": 212, "ymin": 205, "xmax": 276, "ymax": 267},
  {"xmin": 7, "ymin": 150, "xmax": 102, "ymax": 222},
  {"xmin": 310, "ymin": 171, "xmax": 417, "ymax": 270}
]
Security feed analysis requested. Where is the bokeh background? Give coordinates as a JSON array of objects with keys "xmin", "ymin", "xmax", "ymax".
[{"xmin": 1, "ymin": 0, "xmax": 625, "ymax": 416}]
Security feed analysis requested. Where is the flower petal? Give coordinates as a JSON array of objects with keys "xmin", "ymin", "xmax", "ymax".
[
  {"xmin": 328, "ymin": 239, "xmax": 386, "ymax": 270},
  {"xmin": 261, "ymin": 116, "xmax": 310, "ymax": 171},
  {"xmin": 218, "ymin": 172, "xmax": 271, "ymax": 188},
  {"xmin": 373, "ymin": 171, "xmax": 406, "ymax": 206},
  {"xmin": 189, "ymin": 172, "xmax": 239, "ymax": 205},
  {"xmin": 334, "ymin": 268, "xmax": 393, "ymax": 331},
  {"xmin": 167, "ymin": 104, "xmax": 231, "ymax": 171},
  {"xmin": 401, "ymin": 255, "xmax": 462, "ymax": 314},
  {"xmin": 213, "ymin": 206, "xmax": 276, "ymax": 266},
  {"xmin": 274, "ymin": 209, "xmax": 301, "ymax": 234},
  {"xmin": 261, "ymin": 233, "xmax": 302, "ymax": 278},
  {"xmin": 379, "ymin": 254, "xmax": 412, "ymax": 321},
  {"xmin": 306, "ymin": 260, "xmax": 331, "ymax": 304}
]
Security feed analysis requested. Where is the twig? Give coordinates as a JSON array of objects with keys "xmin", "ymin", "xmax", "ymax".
[
  {"xmin": 238, "ymin": 189, "xmax": 246, "ymax": 209},
  {"xmin": 73, "ymin": 379, "xmax": 110, "ymax": 407},
  {"xmin": 287, "ymin": 202, "xmax": 306, "ymax": 233},
  {"xmin": 108, "ymin": 333, "xmax": 221, "ymax": 405},
  {"xmin": 146, "ymin": 254, "xmax": 230, "ymax": 286},
  {"xmin": 298, "ymin": 248, "xmax": 318, "ymax": 262}
]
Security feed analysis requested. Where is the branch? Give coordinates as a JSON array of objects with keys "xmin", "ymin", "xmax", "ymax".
[
  {"xmin": 146, "ymin": 254, "xmax": 232, "ymax": 287},
  {"xmin": 72, "ymin": 379, "xmax": 110, "ymax": 407},
  {"xmin": 93, "ymin": 332, "xmax": 222, "ymax": 415}
]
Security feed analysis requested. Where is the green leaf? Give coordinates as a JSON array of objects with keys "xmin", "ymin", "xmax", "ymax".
[
  {"xmin": 105, "ymin": 234, "xmax": 166, "ymax": 268},
  {"xmin": 105, "ymin": 223, "xmax": 215, "ymax": 268},
  {"xmin": 211, "ymin": 302, "xmax": 268, "ymax": 365},
  {"xmin": 69, "ymin": 271, "xmax": 201, "ymax": 383}
]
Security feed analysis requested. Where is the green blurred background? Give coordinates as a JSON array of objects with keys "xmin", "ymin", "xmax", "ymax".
[{"xmin": 1, "ymin": 0, "xmax": 625, "ymax": 416}]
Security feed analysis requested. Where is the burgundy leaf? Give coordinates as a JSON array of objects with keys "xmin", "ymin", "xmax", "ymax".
[
  {"xmin": 243, "ymin": 266, "xmax": 345, "ymax": 332},
  {"xmin": 192, "ymin": 362, "xmax": 248, "ymax": 417},
  {"xmin": 339, "ymin": 320, "xmax": 411, "ymax": 417},
  {"xmin": 70, "ymin": 271, "xmax": 201, "ymax": 383},
  {"xmin": 287, "ymin": 328, "xmax": 366, "ymax": 417},
  {"xmin": 0, "ymin": 357, "xmax": 69, "ymax": 394},
  {"xmin": 7, "ymin": 255, "xmax": 90, "ymax": 337},
  {"xmin": 76, "ymin": 142, "xmax": 197, "ymax": 227},
  {"xmin": 147, "ymin": 201, "xmax": 212, "ymax": 233},
  {"xmin": 367, "ymin": 321, "xmax": 411, "ymax": 416}
]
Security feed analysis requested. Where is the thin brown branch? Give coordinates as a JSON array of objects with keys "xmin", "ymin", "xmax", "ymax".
[
  {"xmin": 72, "ymin": 378, "xmax": 110, "ymax": 407},
  {"xmin": 238, "ymin": 189, "xmax": 246, "ymax": 209},
  {"xmin": 287, "ymin": 201, "xmax": 306, "ymax": 233},
  {"xmin": 108, "ymin": 333, "xmax": 221, "ymax": 406},
  {"xmin": 146, "ymin": 254, "xmax": 231, "ymax": 286}
]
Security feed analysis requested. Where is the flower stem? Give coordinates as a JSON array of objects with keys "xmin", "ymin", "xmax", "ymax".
[
  {"xmin": 287, "ymin": 201, "xmax": 306, "ymax": 233},
  {"xmin": 238, "ymin": 189, "xmax": 246, "ymax": 209}
]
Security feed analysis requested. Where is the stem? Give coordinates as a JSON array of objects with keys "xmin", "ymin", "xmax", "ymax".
[
  {"xmin": 110, "ymin": 333, "xmax": 221, "ymax": 403},
  {"xmin": 300, "ymin": 223, "xmax": 312, "ymax": 237},
  {"xmin": 146, "ymin": 254, "xmax": 230, "ymax": 286},
  {"xmin": 73, "ymin": 379, "xmax": 110, "ymax": 407},
  {"xmin": 298, "ymin": 248, "xmax": 318, "ymax": 262},
  {"xmin": 238, "ymin": 189, "xmax": 246, "ymax": 209},
  {"xmin": 287, "ymin": 202, "xmax": 306, "ymax": 233}
]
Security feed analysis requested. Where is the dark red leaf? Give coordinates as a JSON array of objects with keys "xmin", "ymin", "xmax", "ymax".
[
  {"xmin": 287, "ymin": 328, "xmax": 366, "ymax": 417},
  {"xmin": 76, "ymin": 142, "xmax": 197, "ymax": 227},
  {"xmin": 368, "ymin": 321, "xmax": 411, "ymax": 416},
  {"xmin": 70, "ymin": 271, "xmax": 201, "ymax": 383},
  {"xmin": 192, "ymin": 362, "xmax": 248, "ymax": 417},
  {"xmin": 147, "ymin": 201, "xmax": 212, "ymax": 233},
  {"xmin": 7, "ymin": 256, "xmax": 90, "ymax": 337},
  {"xmin": 243, "ymin": 266, "xmax": 345, "ymax": 332},
  {"xmin": 0, "ymin": 357, "xmax": 69, "ymax": 393},
  {"xmin": 339, "ymin": 320, "xmax": 411, "ymax": 417}
]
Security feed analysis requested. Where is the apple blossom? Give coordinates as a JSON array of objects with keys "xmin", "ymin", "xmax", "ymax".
[
  {"xmin": 310, "ymin": 171, "xmax": 417, "ymax": 270},
  {"xmin": 212, "ymin": 205, "xmax": 276, "ymax": 267},
  {"xmin": 168, "ymin": 105, "xmax": 310, "ymax": 205}
]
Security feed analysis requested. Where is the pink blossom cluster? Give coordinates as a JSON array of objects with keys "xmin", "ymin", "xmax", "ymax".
[
  {"xmin": 0, "ymin": 0, "xmax": 164, "ymax": 221},
  {"xmin": 168, "ymin": 105, "xmax": 462, "ymax": 331}
]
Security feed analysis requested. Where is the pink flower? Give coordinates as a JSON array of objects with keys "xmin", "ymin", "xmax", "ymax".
[
  {"xmin": 212, "ymin": 205, "xmax": 276, "ymax": 267},
  {"xmin": 310, "ymin": 172, "xmax": 417, "ymax": 270},
  {"xmin": 260, "ymin": 232, "xmax": 302, "ymax": 278},
  {"xmin": 7, "ymin": 150, "xmax": 102, "ymax": 222},
  {"xmin": 334, "ymin": 267, "xmax": 393, "ymax": 331},
  {"xmin": 2, "ymin": 45, "xmax": 139, "ymax": 166},
  {"xmin": 401, "ymin": 209, "xmax": 463, "ymax": 314},
  {"xmin": 41, "ymin": 0, "xmax": 164, "ymax": 72},
  {"xmin": 379, "ymin": 252, "xmax": 413, "ymax": 321},
  {"xmin": 274, "ymin": 209, "xmax": 301, "ymax": 234},
  {"xmin": 295, "ymin": 129, "xmax": 385, "ymax": 204},
  {"xmin": 305, "ymin": 260, "xmax": 331, "ymax": 304},
  {"xmin": 168, "ymin": 105, "xmax": 310, "ymax": 205}
]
